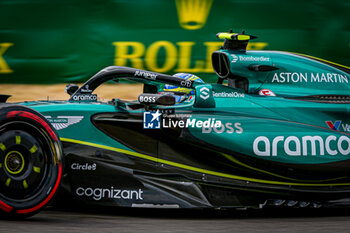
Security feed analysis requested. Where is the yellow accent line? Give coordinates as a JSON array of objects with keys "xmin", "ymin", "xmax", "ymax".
[
  {"xmin": 0, "ymin": 163, "xmax": 2, "ymax": 168},
  {"xmin": 5, "ymin": 178, "xmax": 11, "ymax": 187},
  {"xmin": 237, "ymin": 35, "xmax": 250, "ymax": 41},
  {"xmin": 61, "ymin": 137, "xmax": 158, "ymax": 162},
  {"xmin": 16, "ymin": 136, "xmax": 21, "ymax": 144},
  {"xmin": 60, "ymin": 137, "xmax": 350, "ymax": 187},
  {"xmin": 291, "ymin": 52, "xmax": 350, "ymax": 70},
  {"xmin": 23, "ymin": 180, "xmax": 28, "ymax": 189},
  {"xmin": 33, "ymin": 166, "xmax": 41, "ymax": 173},
  {"xmin": 30, "ymin": 145, "xmax": 37, "ymax": 154},
  {"xmin": 217, "ymin": 32, "xmax": 236, "ymax": 40},
  {"xmin": 221, "ymin": 153, "xmax": 348, "ymax": 182},
  {"xmin": 0, "ymin": 143, "xmax": 6, "ymax": 151}
]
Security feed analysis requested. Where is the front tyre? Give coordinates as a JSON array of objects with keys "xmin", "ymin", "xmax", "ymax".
[{"xmin": 0, "ymin": 104, "xmax": 62, "ymax": 218}]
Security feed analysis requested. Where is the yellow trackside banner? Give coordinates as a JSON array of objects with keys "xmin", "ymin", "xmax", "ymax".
[{"xmin": 0, "ymin": 0, "xmax": 349, "ymax": 83}]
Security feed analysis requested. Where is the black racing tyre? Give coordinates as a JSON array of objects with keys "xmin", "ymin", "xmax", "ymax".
[{"xmin": 0, "ymin": 104, "xmax": 62, "ymax": 218}]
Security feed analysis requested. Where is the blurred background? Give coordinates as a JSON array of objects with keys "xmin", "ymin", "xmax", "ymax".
[{"xmin": 0, "ymin": 0, "xmax": 349, "ymax": 101}]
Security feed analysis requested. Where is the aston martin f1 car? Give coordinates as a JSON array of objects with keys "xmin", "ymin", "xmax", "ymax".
[{"xmin": 0, "ymin": 31, "xmax": 349, "ymax": 218}]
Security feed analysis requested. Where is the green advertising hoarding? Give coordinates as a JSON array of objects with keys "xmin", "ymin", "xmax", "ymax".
[{"xmin": 0, "ymin": 0, "xmax": 349, "ymax": 83}]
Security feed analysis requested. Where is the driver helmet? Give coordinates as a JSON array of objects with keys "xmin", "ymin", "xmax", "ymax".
[{"xmin": 162, "ymin": 73, "xmax": 204, "ymax": 103}]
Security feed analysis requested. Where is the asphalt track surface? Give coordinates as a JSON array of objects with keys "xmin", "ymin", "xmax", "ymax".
[{"xmin": 2, "ymin": 207, "xmax": 350, "ymax": 233}]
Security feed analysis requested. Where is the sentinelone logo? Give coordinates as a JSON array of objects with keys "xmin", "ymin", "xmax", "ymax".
[
  {"xmin": 199, "ymin": 87, "xmax": 209, "ymax": 100},
  {"xmin": 143, "ymin": 110, "xmax": 222, "ymax": 129}
]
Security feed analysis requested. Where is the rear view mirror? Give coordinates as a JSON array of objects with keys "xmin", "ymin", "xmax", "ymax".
[
  {"xmin": 138, "ymin": 93, "xmax": 175, "ymax": 106},
  {"xmin": 65, "ymin": 84, "xmax": 79, "ymax": 96}
]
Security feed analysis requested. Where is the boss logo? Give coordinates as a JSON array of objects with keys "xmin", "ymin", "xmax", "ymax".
[{"xmin": 139, "ymin": 95, "xmax": 156, "ymax": 103}]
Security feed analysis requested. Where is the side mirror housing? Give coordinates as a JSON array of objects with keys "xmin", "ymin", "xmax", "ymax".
[
  {"xmin": 65, "ymin": 84, "xmax": 79, "ymax": 96},
  {"xmin": 138, "ymin": 93, "xmax": 176, "ymax": 106}
]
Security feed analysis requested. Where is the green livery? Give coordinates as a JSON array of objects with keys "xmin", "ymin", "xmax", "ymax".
[{"xmin": 0, "ymin": 31, "xmax": 349, "ymax": 218}]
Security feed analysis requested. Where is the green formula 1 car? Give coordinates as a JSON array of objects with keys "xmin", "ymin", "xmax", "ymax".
[{"xmin": 0, "ymin": 31, "xmax": 349, "ymax": 218}]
